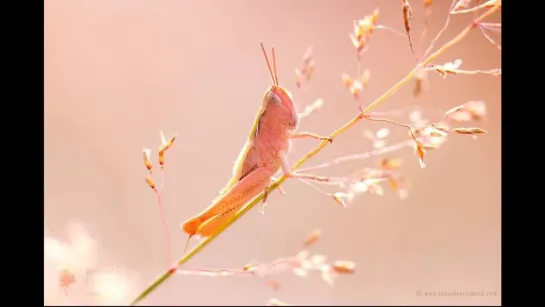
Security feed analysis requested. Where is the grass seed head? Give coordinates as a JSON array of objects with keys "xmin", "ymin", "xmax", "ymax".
[
  {"xmin": 342, "ymin": 71, "xmax": 371, "ymax": 100},
  {"xmin": 295, "ymin": 46, "xmax": 315, "ymax": 88},
  {"xmin": 351, "ymin": 8, "xmax": 379, "ymax": 52}
]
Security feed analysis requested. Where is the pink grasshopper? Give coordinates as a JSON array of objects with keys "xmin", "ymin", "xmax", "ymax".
[{"xmin": 181, "ymin": 43, "xmax": 331, "ymax": 249}]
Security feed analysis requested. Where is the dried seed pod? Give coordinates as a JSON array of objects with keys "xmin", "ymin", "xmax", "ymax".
[
  {"xmin": 444, "ymin": 105, "xmax": 464, "ymax": 118},
  {"xmin": 401, "ymin": 0, "xmax": 415, "ymax": 56},
  {"xmin": 388, "ymin": 177, "xmax": 399, "ymax": 191},
  {"xmin": 342, "ymin": 74, "xmax": 361, "ymax": 99},
  {"xmin": 433, "ymin": 59, "xmax": 463, "ymax": 78},
  {"xmin": 304, "ymin": 61, "xmax": 315, "ymax": 81},
  {"xmin": 165, "ymin": 135, "xmax": 177, "ymax": 151},
  {"xmin": 379, "ymin": 158, "xmax": 403, "ymax": 170},
  {"xmin": 421, "ymin": 143, "xmax": 439, "ymax": 150},
  {"xmin": 370, "ymin": 8, "xmax": 380, "ymax": 24},
  {"xmin": 143, "ymin": 148, "xmax": 153, "ymax": 174},
  {"xmin": 426, "ymin": 127, "xmax": 448, "ymax": 137},
  {"xmin": 402, "ymin": 0, "xmax": 412, "ymax": 34},
  {"xmin": 331, "ymin": 193, "xmax": 349, "ymax": 208},
  {"xmin": 332, "ymin": 260, "xmax": 356, "ymax": 274},
  {"xmin": 360, "ymin": 69, "xmax": 371, "ymax": 88},
  {"xmin": 453, "ymin": 127, "xmax": 487, "ymax": 135},
  {"xmin": 242, "ymin": 262, "xmax": 255, "ymax": 271},
  {"xmin": 303, "ymin": 229, "xmax": 323, "ymax": 248},
  {"xmin": 413, "ymin": 67, "xmax": 428, "ymax": 97},
  {"xmin": 294, "ymin": 69, "xmax": 303, "ymax": 88},
  {"xmin": 158, "ymin": 146, "xmax": 166, "ymax": 169},
  {"xmin": 349, "ymin": 82, "xmax": 363, "ymax": 99},
  {"xmin": 416, "ymin": 142, "xmax": 426, "ymax": 168},
  {"xmin": 145, "ymin": 176, "xmax": 156, "ymax": 190},
  {"xmin": 350, "ymin": 33, "xmax": 365, "ymax": 51},
  {"xmin": 342, "ymin": 71, "xmax": 371, "ymax": 100},
  {"xmin": 431, "ymin": 122, "xmax": 450, "ymax": 133},
  {"xmin": 342, "ymin": 74, "xmax": 353, "ymax": 87},
  {"xmin": 159, "ymin": 130, "xmax": 167, "ymax": 146}
]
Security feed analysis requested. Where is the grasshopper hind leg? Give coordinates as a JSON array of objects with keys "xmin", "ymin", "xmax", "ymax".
[
  {"xmin": 260, "ymin": 176, "xmax": 288, "ymax": 214},
  {"xmin": 181, "ymin": 216, "xmax": 203, "ymax": 253},
  {"xmin": 196, "ymin": 210, "xmax": 238, "ymax": 237},
  {"xmin": 194, "ymin": 166, "xmax": 275, "ymax": 237}
]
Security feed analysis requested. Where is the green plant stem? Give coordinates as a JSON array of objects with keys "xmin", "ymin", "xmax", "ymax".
[{"xmin": 129, "ymin": 4, "xmax": 500, "ymax": 305}]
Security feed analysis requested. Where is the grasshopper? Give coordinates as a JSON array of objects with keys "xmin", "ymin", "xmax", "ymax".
[{"xmin": 181, "ymin": 43, "xmax": 331, "ymax": 249}]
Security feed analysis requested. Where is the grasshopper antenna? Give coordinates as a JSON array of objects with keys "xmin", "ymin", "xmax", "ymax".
[
  {"xmin": 272, "ymin": 45, "xmax": 279, "ymax": 85},
  {"xmin": 260, "ymin": 42, "xmax": 278, "ymax": 86}
]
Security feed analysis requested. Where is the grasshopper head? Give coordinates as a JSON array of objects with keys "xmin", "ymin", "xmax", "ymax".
[
  {"xmin": 263, "ymin": 85, "xmax": 298, "ymax": 129},
  {"xmin": 260, "ymin": 43, "xmax": 298, "ymax": 129}
]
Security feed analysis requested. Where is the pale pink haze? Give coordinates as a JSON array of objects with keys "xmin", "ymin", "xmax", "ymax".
[
  {"xmin": 45, "ymin": 0, "xmax": 501, "ymax": 305},
  {"xmin": 44, "ymin": 222, "xmax": 140, "ymax": 305}
]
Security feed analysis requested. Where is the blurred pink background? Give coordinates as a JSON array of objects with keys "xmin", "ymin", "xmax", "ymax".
[{"xmin": 45, "ymin": 0, "xmax": 501, "ymax": 305}]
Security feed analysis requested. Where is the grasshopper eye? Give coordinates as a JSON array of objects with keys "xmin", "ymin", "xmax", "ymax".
[{"xmin": 266, "ymin": 91, "xmax": 281, "ymax": 104}]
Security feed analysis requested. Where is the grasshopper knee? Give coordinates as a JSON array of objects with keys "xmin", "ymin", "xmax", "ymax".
[{"xmin": 181, "ymin": 217, "xmax": 203, "ymax": 237}]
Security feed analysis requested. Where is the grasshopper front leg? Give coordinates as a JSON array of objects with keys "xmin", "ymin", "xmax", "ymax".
[
  {"xmin": 290, "ymin": 132, "xmax": 333, "ymax": 143},
  {"xmin": 278, "ymin": 151, "xmax": 329, "ymax": 182}
]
